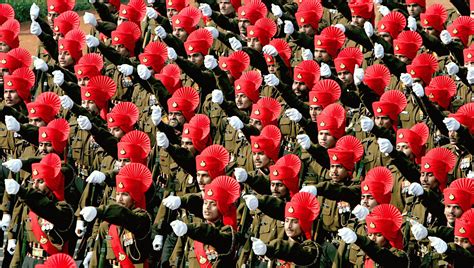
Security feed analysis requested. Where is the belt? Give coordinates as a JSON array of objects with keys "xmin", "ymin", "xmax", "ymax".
[{"xmin": 27, "ymin": 242, "xmax": 48, "ymax": 260}]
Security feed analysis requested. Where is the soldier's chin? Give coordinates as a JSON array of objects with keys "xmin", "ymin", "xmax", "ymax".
[{"xmin": 169, "ymin": 120, "xmax": 178, "ymax": 127}]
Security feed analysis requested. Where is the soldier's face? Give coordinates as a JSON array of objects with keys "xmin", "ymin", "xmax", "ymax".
[
  {"xmin": 0, "ymin": 68, "xmax": 8, "ymax": 85},
  {"xmin": 247, "ymin": 37, "xmax": 262, "ymax": 52},
  {"xmin": 78, "ymin": 77, "xmax": 90, "ymax": 87},
  {"xmin": 82, "ymin": 100, "xmax": 100, "ymax": 115},
  {"xmin": 444, "ymin": 204, "xmax": 463, "ymax": 226},
  {"xmin": 29, "ymin": 118, "xmax": 47, "ymax": 127},
  {"xmin": 454, "ymin": 236, "xmax": 472, "ymax": 250},
  {"xmin": 351, "ymin": 15, "xmax": 366, "ymax": 28},
  {"xmin": 314, "ymin": 48, "xmax": 331, "ymax": 63},
  {"xmin": 299, "ymin": 24, "xmax": 316, "ymax": 37},
  {"xmin": 197, "ymin": 171, "xmax": 212, "ymax": 191},
  {"xmin": 173, "ymin": 27, "xmax": 188, "ymax": 42},
  {"xmin": 396, "ymin": 142, "xmax": 414, "ymax": 160},
  {"xmin": 117, "ymin": 16, "xmax": 128, "ymax": 26},
  {"xmin": 374, "ymin": 116, "xmax": 392, "ymax": 129},
  {"xmin": 318, "ymin": 130, "xmax": 336, "ymax": 149},
  {"xmin": 377, "ymin": 32, "xmax": 393, "ymax": 44},
  {"xmin": 0, "ymin": 41, "xmax": 11, "ymax": 53},
  {"xmin": 449, "ymin": 130, "xmax": 459, "ymax": 145},
  {"xmin": 235, "ymin": 93, "xmax": 252, "ymax": 110},
  {"xmin": 113, "ymin": 44, "xmax": 130, "ymax": 58},
  {"xmin": 368, "ymin": 232, "xmax": 388, "ymax": 247},
  {"xmin": 116, "ymin": 191, "xmax": 135, "ymax": 208},
  {"xmin": 47, "ymin": 12, "xmax": 59, "ymax": 28},
  {"xmin": 252, "ymin": 151, "xmax": 271, "ymax": 169},
  {"xmin": 219, "ymin": 0, "xmax": 235, "ymax": 16},
  {"xmin": 309, "ymin": 106, "xmax": 322, "ymax": 122},
  {"xmin": 395, "ymin": 54, "xmax": 410, "ymax": 64},
  {"xmin": 31, "ymin": 179, "xmax": 52, "ymax": 196},
  {"xmin": 4, "ymin": 89, "xmax": 21, "ymax": 107},
  {"xmin": 181, "ymin": 137, "xmax": 197, "ymax": 155},
  {"xmin": 58, "ymin": 50, "xmax": 75, "ymax": 68},
  {"xmin": 187, "ymin": 53, "xmax": 204, "ymax": 67},
  {"xmin": 406, "ymin": 4, "xmax": 424, "ymax": 17},
  {"xmin": 167, "ymin": 8, "xmax": 179, "ymax": 20},
  {"xmin": 361, "ymin": 194, "xmax": 378, "ymax": 210},
  {"xmin": 238, "ymin": 19, "xmax": 250, "ymax": 36},
  {"xmin": 422, "ymin": 26, "xmax": 438, "ymax": 37},
  {"xmin": 270, "ymin": 180, "xmax": 288, "ymax": 198},
  {"xmin": 38, "ymin": 142, "xmax": 54, "ymax": 156},
  {"xmin": 267, "ymin": 63, "xmax": 277, "ymax": 74},
  {"xmin": 116, "ymin": 158, "xmax": 131, "ymax": 170},
  {"xmin": 419, "ymin": 172, "xmax": 439, "ymax": 190},
  {"xmin": 337, "ymin": 70, "xmax": 354, "ymax": 87},
  {"xmin": 109, "ymin": 126, "xmax": 126, "ymax": 139},
  {"xmin": 52, "ymin": 32, "xmax": 64, "ymax": 41},
  {"xmin": 249, "ymin": 118, "xmax": 263, "ymax": 131},
  {"xmin": 284, "ymin": 217, "xmax": 303, "ymax": 239},
  {"xmin": 292, "ymin": 81, "xmax": 308, "ymax": 97},
  {"xmin": 329, "ymin": 164, "xmax": 349, "ymax": 182},
  {"xmin": 471, "ymin": 10, "xmax": 474, "ymax": 19},
  {"xmin": 203, "ymin": 199, "xmax": 221, "ymax": 222},
  {"xmin": 168, "ymin": 111, "xmax": 186, "ymax": 127}
]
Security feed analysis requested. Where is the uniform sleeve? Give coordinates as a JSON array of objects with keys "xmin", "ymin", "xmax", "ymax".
[
  {"xmin": 316, "ymin": 181, "xmax": 361, "ymax": 207},
  {"xmin": 96, "ymin": 204, "xmax": 152, "ymax": 239},
  {"xmin": 180, "ymin": 193, "xmax": 204, "ymax": 218},
  {"xmin": 186, "ymin": 223, "xmax": 237, "ymax": 254},
  {"xmin": 175, "ymin": 57, "xmax": 217, "ymax": 96},
  {"xmin": 355, "ymin": 234, "xmax": 408, "ymax": 267},
  {"xmin": 388, "ymin": 149, "xmax": 421, "ymax": 183},
  {"xmin": 427, "ymin": 226, "xmax": 454, "ymax": 242},
  {"xmin": 246, "ymin": 173, "xmax": 272, "ymax": 196},
  {"xmin": 444, "ymin": 242, "xmax": 474, "ymax": 266},
  {"xmin": 265, "ymin": 239, "xmax": 321, "ymax": 266},
  {"xmin": 257, "ymin": 195, "xmax": 286, "ymax": 221},
  {"xmin": 89, "ymin": 124, "xmax": 119, "ymax": 159}
]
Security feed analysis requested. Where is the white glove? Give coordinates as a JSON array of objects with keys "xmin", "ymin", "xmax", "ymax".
[
  {"xmin": 227, "ymin": 116, "xmax": 244, "ymax": 130},
  {"xmin": 33, "ymin": 56, "xmax": 48, "ymax": 72},
  {"xmin": 271, "ymin": 4, "xmax": 283, "ymax": 18},
  {"xmin": 467, "ymin": 170, "xmax": 474, "ymax": 179},
  {"xmin": 334, "ymin": 24, "xmax": 346, "ymax": 33},
  {"xmin": 205, "ymin": 26, "xmax": 219, "ymax": 39},
  {"xmin": 468, "ymin": 68, "xmax": 474, "ymax": 85},
  {"xmin": 5, "ymin": 115, "xmax": 20, "ymax": 132},
  {"xmin": 320, "ymin": 63, "xmax": 331, "ymax": 78},
  {"xmin": 83, "ymin": 12, "xmax": 98, "ymax": 27},
  {"xmin": 229, "ymin": 37, "xmax": 242, "ymax": 51},
  {"xmin": 5, "ymin": 179, "xmax": 20, "ymax": 195},
  {"xmin": 283, "ymin": 20, "xmax": 294, "ymax": 35},
  {"xmin": 41, "ymin": 219, "xmax": 53, "ymax": 232},
  {"xmin": 162, "ymin": 195, "xmax": 181, "ymax": 210},
  {"xmin": 440, "ymin": 30, "xmax": 452, "ymax": 45},
  {"xmin": 85, "ymin": 170, "xmax": 106, "ymax": 184},
  {"xmin": 373, "ymin": 0, "xmax": 382, "ymax": 4},
  {"xmin": 60, "ymin": 95, "xmax": 74, "ymax": 110},
  {"xmin": 408, "ymin": 182, "xmax": 424, "ymax": 197},
  {"xmin": 7, "ymin": 239, "xmax": 16, "ymax": 255},
  {"xmin": 30, "ymin": 3, "xmax": 40, "ymax": 20},
  {"xmin": 204, "ymin": 55, "xmax": 218, "ymax": 70},
  {"xmin": 77, "ymin": 115, "xmax": 92, "ymax": 131},
  {"xmin": 0, "ymin": 214, "xmax": 11, "ymax": 231},
  {"xmin": 167, "ymin": 47, "xmax": 177, "ymax": 60},
  {"xmin": 374, "ymin": 43, "xmax": 384, "ymax": 59},
  {"xmin": 300, "ymin": 185, "xmax": 317, "ymax": 196},
  {"xmin": 155, "ymin": 26, "xmax": 167, "ymax": 40},
  {"xmin": 52, "ymin": 70, "xmax": 65, "ymax": 86},
  {"xmin": 400, "ymin": 73, "xmax": 413, "ymax": 86},
  {"xmin": 170, "ymin": 220, "xmax": 188, "ymax": 236},
  {"xmin": 153, "ymin": 235, "xmax": 164, "ymax": 251},
  {"xmin": 364, "ymin": 21, "xmax": 374, "ymax": 37},
  {"xmin": 146, "ymin": 7, "xmax": 158, "ymax": 19},
  {"xmin": 262, "ymin": 45, "xmax": 278, "ymax": 56},
  {"xmin": 89, "ymin": 0, "xmax": 96, "ymax": 3},
  {"xmin": 211, "ymin": 89, "xmax": 224, "ymax": 105},
  {"xmin": 30, "ymin": 21, "xmax": 42, "ymax": 36},
  {"xmin": 251, "ymin": 237, "xmax": 267, "ymax": 255},
  {"xmin": 85, "ymin": 35, "xmax": 100, "ymax": 48},
  {"xmin": 118, "ymin": 64, "xmax": 133, "ymax": 76},
  {"xmin": 377, "ymin": 138, "xmax": 393, "ymax": 154},
  {"xmin": 75, "ymin": 220, "xmax": 86, "ymax": 238},
  {"xmin": 2, "ymin": 159, "xmax": 22, "ymax": 173},
  {"xmin": 83, "ymin": 252, "xmax": 93, "ymax": 268},
  {"xmin": 147, "ymin": 0, "xmax": 155, "ymax": 3},
  {"xmin": 264, "ymin": 74, "xmax": 280, "ymax": 87},
  {"xmin": 412, "ymin": 82, "xmax": 424, "ymax": 97},
  {"xmin": 137, "ymin": 64, "xmax": 152, "ymax": 80},
  {"xmin": 243, "ymin": 195, "xmax": 259, "ymax": 210},
  {"xmin": 156, "ymin": 132, "xmax": 169, "ymax": 149},
  {"xmin": 408, "ymin": 16, "xmax": 417, "ymax": 31},
  {"xmin": 445, "ymin": 62, "xmax": 459, "ymax": 75},
  {"xmin": 428, "ymin": 236, "xmax": 448, "ymax": 254},
  {"xmin": 360, "ymin": 116, "xmax": 374, "ymax": 132},
  {"xmin": 296, "ymin": 134, "xmax": 311, "ymax": 150},
  {"xmin": 443, "ymin": 117, "xmax": 460, "ymax": 132},
  {"xmin": 234, "ymin": 167, "xmax": 248, "ymax": 183},
  {"xmin": 301, "ymin": 48, "xmax": 313, "ymax": 61},
  {"xmin": 354, "ymin": 65, "xmax": 365, "ymax": 86},
  {"xmin": 338, "ymin": 227, "xmax": 357, "ymax": 244},
  {"xmin": 352, "ymin": 205, "xmax": 370, "ymax": 221},
  {"xmin": 378, "ymin": 5, "xmax": 390, "ymax": 16},
  {"xmin": 151, "ymin": 106, "xmax": 162, "ymax": 126},
  {"xmin": 199, "ymin": 3, "xmax": 213, "ymax": 17},
  {"xmin": 410, "ymin": 220, "xmax": 428, "ymax": 241},
  {"xmin": 285, "ymin": 108, "xmax": 302, "ymax": 123},
  {"xmin": 80, "ymin": 206, "xmax": 98, "ymax": 222}
]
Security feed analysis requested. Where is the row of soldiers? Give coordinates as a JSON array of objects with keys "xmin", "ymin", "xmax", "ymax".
[{"xmin": 0, "ymin": 0, "xmax": 473, "ymax": 267}]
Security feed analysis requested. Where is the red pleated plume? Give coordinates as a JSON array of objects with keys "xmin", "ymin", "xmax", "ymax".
[
  {"xmin": 1, "ymin": 19, "xmax": 20, "ymax": 36},
  {"xmin": 55, "ymin": 10, "xmax": 80, "ymax": 30},
  {"xmin": 378, "ymin": 11, "xmax": 406, "ymax": 38},
  {"xmin": 231, "ymin": 50, "xmax": 250, "ymax": 68},
  {"xmin": 413, "ymin": 53, "xmax": 438, "ymax": 73},
  {"xmin": 320, "ymin": 26, "xmax": 346, "ymax": 49},
  {"xmin": 450, "ymin": 178, "xmax": 474, "ymax": 196},
  {"xmin": 181, "ymin": 6, "xmax": 202, "ymax": 26},
  {"xmin": 269, "ymin": 39, "xmax": 291, "ymax": 67},
  {"xmin": 65, "ymin": 29, "xmax": 86, "ymax": 49},
  {"xmin": 238, "ymin": 0, "xmax": 268, "ymax": 24},
  {"xmin": 212, "ymin": 176, "xmax": 241, "ymax": 203},
  {"xmin": 48, "ymin": 118, "xmax": 71, "ymax": 141},
  {"xmin": 174, "ymin": 87, "xmax": 200, "ymax": 111},
  {"xmin": 387, "ymin": 11, "xmax": 407, "ymax": 29},
  {"xmin": 40, "ymin": 253, "xmax": 77, "ymax": 268},
  {"xmin": 240, "ymin": 70, "xmax": 263, "ymax": 88},
  {"xmin": 77, "ymin": 53, "xmax": 104, "ymax": 70},
  {"xmin": 380, "ymin": 90, "xmax": 407, "ymax": 114},
  {"xmin": 297, "ymin": 0, "xmax": 323, "ymax": 22},
  {"xmin": 292, "ymin": 192, "xmax": 320, "ymax": 221},
  {"xmin": 188, "ymin": 114, "xmax": 211, "ymax": 140},
  {"xmin": 338, "ymin": 47, "xmax": 364, "ymax": 66},
  {"xmin": 363, "ymin": 64, "xmax": 391, "ymax": 96},
  {"xmin": 256, "ymin": 17, "xmax": 278, "ymax": 38},
  {"xmin": 13, "ymin": 67, "xmax": 35, "ymax": 89},
  {"xmin": 397, "ymin": 31, "xmax": 423, "ymax": 48},
  {"xmin": 277, "ymin": 154, "xmax": 301, "ymax": 177},
  {"xmin": 426, "ymin": 147, "xmax": 456, "ymax": 170},
  {"xmin": 336, "ymin": 135, "xmax": 364, "ymax": 162},
  {"xmin": 426, "ymin": 4, "xmax": 448, "ymax": 22},
  {"xmin": 0, "ymin": 4, "xmax": 15, "ymax": 25},
  {"xmin": 427, "ymin": 76, "xmax": 457, "ymax": 97},
  {"xmin": 371, "ymin": 204, "xmax": 403, "ymax": 230},
  {"xmin": 156, "ymin": 64, "xmax": 182, "ymax": 94},
  {"xmin": 367, "ymin": 166, "xmax": 393, "ymax": 193},
  {"xmin": 121, "ymin": 130, "xmax": 151, "ymax": 155},
  {"xmin": 312, "ymin": 79, "xmax": 341, "ymax": 103},
  {"xmin": 261, "ymin": 125, "xmax": 282, "ymax": 148},
  {"xmin": 37, "ymin": 92, "xmax": 61, "ymax": 116},
  {"xmin": 120, "ymin": 21, "xmax": 142, "ymax": 42},
  {"xmin": 8, "ymin": 48, "xmax": 32, "ymax": 69},
  {"xmin": 202, "ymin": 144, "xmax": 230, "ymax": 167},
  {"xmin": 459, "ymin": 208, "xmax": 474, "ymax": 223},
  {"xmin": 297, "ymin": 60, "xmax": 320, "ymax": 82},
  {"xmin": 111, "ymin": 102, "xmax": 139, "ymax": 124},
  {"xmin": 324, "ymin": 103, "xmax": 346, "ymax": 128},
  {"xmin": 41, "ymin": 153, "xmax": 62, "ymax": 176},
  {"xmin": 457, "ymin": 102, "xmax": 474, "ymax": 117},
  {"xmin": 410, "ymin": 122, "xmax": 429, "ymax": 145},
  {"xmin": 193, "ymin": 28, "xmax": 214, "ymax": 47},
  {"xmin": 128, "ymin": 0, "xmax": 147, "ymax": 21},
  {"xmin": 91, "ymin": 75, "xmax": 117, "ymax": 99},
  {"xmin": 257, "ymin": 97, "xmax": 281, "ymax": 122},
  {"xmin": 120, "ymin": 162, "xmax": 153, "ymax": 190},
  {"xmin": 144, "ymin": 41, "xmax": 168, "ymax": 57}
]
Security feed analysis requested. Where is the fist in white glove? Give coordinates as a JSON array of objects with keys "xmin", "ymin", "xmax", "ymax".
[
  {"xmin": 445, "ymin": 62, "xmax": 459, "ymax": 76},
  {"xmin": 80, "ymin": 206, "xmax": 98, "ymax": 222},
  {"xmin": 338, "ymin": 227, "xmax": 357, "ymax": 244},
  {"xmin": 364, "ymin": 21, "xmax": 374, "ymax": 37},
  {"xmin": 5, "ymin": 115, "xmax": 20, "ymax": 132},
  {"xmin": 468, "ymin": 68, "xmax": 474, "ymax": 85},
  {"xmin": 83, "ymin": 12, "xmax": 98, "ymax": 27},
  {"xmin": 167, "ymin": 47, "xmax": 177, "ymax": 60},
  {"xmin": 30, "ymin": 21, "xmax": 42, "ymax": 36},
  {"xmin": 211, "ymin": 89, "xmax": 224, "ymax": 105},
  {"xmin": 378, "ymin": 5, "xmax": 390, "ymax": 16},
  {"xmin": 271, "ymin": 4, "xmax": 283, "ymax": 18},
  {"xmin": 262, "ymin": 45, "xmax": 278, "ymax": 56},
  {"xmin": 83, "ymin": 252, "xmax": 93, "ymax": 268},
  {"xmin": 118, "ymin": 64, "xmax": 133, "ymax": 76},
  {"xmin": 2, "ymin": 159, "xmax": 22, "ymax": 173},
  {"xmin": 205, "ymin": 26, "xmax": 219, "ymax": 39},
  {"xmin": 334, "ymin": 24, "xmax": 346, "ymax": 33},
  {"xmin": 204, "ymin": 55, "xmax": 218, "ymax": 70},
  {"xmin": 7, "ymin": 239, "xmax": 16, "ymax": 255},
  {"xmin": 234, "ymin": 167, "xmax": 248, "ymax": 183},
  {"xmin": 162, "ymin": 195, "xmax": 181, "ymax": 210},
  {"xmin": 227, "ymin": 116, "xmax": 244, "ymax": 130},
  {"xmin": 52, "ymin": 70, "xmax": 65, "ymax": 86},
  {"xmin": 243, "ymin": 195, "xmax": 259, "ymax": 210},
  {"xmin": 77, "ymin": 115, "xmax": 92, "ymax": 131},
  {"xmin": 170, "ymin": 220, "xmax": 188, "ymax": 236},
  {"xmin": 60, "ymin": 95, "xmax": 74, "ymax": 110},
  {"xmin": 199, "ymin": 3, "xmax": 213, "ymax": 17},
  {"xmin": 440, "ymin": 30, "xmax": 452, "ymax": 45},
  {"xmin": 229, "ymin": 37, "xmax": 242, "ymax": 51},
  {"xmin": 412, "ymin": 82, "xmax": 424, "ymax": 97},
  {"xmin": 251, "ymin": 237, "xmax": 267, "ymax": 255},
  {"xmin": 285, "ymin": 108, "xmax": 302, "ymax": 123},
  {"xmin": 408, "ymin": 16, "xmax": 417, "ymax": 31},
  {"xmin": 320, "ymin": 63, "xmax": 331, "ymax": 78},
  {"xmin": 86, "ymin": 35, "xmax": 100, "ymax": 48},
  {"xmin": 137, "ymin": 64, "xmax": 152, "ymax": 80},
  {"xmin": 155, "ymin": 26, "xmax": 167, "ymax": 40},
  {"xmin": 1, "ymin": 214, "xmax": 11, "ymax": 231},
  {"xmin": 353, "ymin": 65, "xmax": 365, "ymax": 86},
  {"xmin": 374, "ymin": 43, "xmax": 384, "ymax": 59},
  {"xmin": 151, "ymin": 106, "xmax": 162, "ymax": 126},
  {"xmin": 75, "ymin": 220, "xmax": 86, "ymax": 237},
  {"xmin": 284, "ymin": 20, "xmax": 294, "ymax": 35},
  {"xmin": 264, "ymin": 74, "xmax": 280, "ymax": 87},
  {"xmin": 89, "ymin": 0, "xmax": 96, "ymax": 3},
  {"xmin": 5, "ymin": 179, "xmax": 20, "ymax": 195},
  {"xmin": 377, "ymin": 138, "xmax": 393, "ymax": 154},
  {"xmin": 352, "ymin": 205, "xmax": 370, "ymax": 221},
  {"xmin": 360, "ymin": 116, "xmax": 374, "ymax": 132},
  {"xmin": 86, "ymin": 170, "xmax": 106, "ymax": 184},
  {"xmin": 30, "ymin": 3, "xmax": 40, "ymax": 20},
  {"xmin": 296, "ymin": 134, "xmax": 311, "ymax": 150},
  {"xmin": 400, "ymin": 73, "xmax": 413, "ymax": 87},
  {"xmin": 153, "ymin": 235, "xmax": 164, "ymax": 251},
  {"xmin": 156, "ymin": 132, "xmax": 169, "ymax": 149},
  {"xmin": 302, "ymin": 48, "xmax": 313, "ymax": 61},
  {"xmin": 410, "ymin": 220, "xmax": 428, "ymax": 241},
  {"xmin": 443, "ymin": 117, "xmax": 460, "ymax": 132},
  {"xmin": 300, "ymin": 185, "xmax": 317, "ymax": 196},
  {"xmin": 33, "ymin": 57, "xmax": 48, "ymax": 72},
  {"xmin": 146, "ymin": 7, "xmax": 158, "ymax": 19},
  {"xmin": 408, "ymin": 182, "xmax": 424, "ymax": 197},
  {"xmin": 428, "ymin": 236, "xmax": 448, "ymax": 254},
  {"xmin": 373, "ymin": 0, "xmax": 382, "ymax": 4}
]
